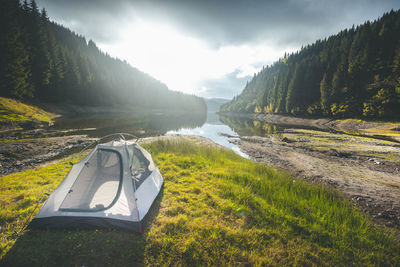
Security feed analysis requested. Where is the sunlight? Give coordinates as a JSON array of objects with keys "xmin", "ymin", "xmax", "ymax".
[{"xmin": 98, "ymin": 19, "xmax": 291, "ymax": 95}]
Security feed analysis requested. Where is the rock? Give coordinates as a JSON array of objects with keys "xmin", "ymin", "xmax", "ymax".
[
  {"xmin": 327, "ymin": 180, "xmax": 339, "ymax": 186},
  {"xmin": 281, "ymin": 137, "xmax": 293, "ymax": 143},
  {"xmin": 386, "ymin": 221, "xmax": 395, "ymax": 227},
  {"xmin": 21, "ymin": 120, "xmax": 42, "ymax": 129}
]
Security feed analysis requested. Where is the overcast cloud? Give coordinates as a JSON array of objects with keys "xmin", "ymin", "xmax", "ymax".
[{"xmin": 36, "ymin": 0, "xmax": 400, "ymax": 99}]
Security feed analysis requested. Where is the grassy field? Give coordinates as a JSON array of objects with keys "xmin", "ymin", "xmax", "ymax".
[
  {"xmin": 1, "ymin": 137, "xmax": 399, "ymax": 266},
  {"xmin": 0, "ymin": 97, "xmax": 56, "ymax": 126}
]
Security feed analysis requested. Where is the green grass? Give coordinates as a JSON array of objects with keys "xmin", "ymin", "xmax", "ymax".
[
  {"xmin": 0, "ymin": 155, "xmax": 85, "ymax": 259},
  {"xmin": 1, "ymin": 137, "xmax": 399, "ymax": 266},
  {"xmin": 0, "ymin": 138, "xmax": 36, "ymax": 143},
  {"xmin": 0, "ymin": 97, "xmax": 56, "ymax": 125}
]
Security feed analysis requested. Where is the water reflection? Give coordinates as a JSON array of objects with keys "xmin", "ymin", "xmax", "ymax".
[
  {"xmin": 52, "ymin": 111, "xmax": 299, "ymax": 159},
  {"xmin": 219, "ymin": 115, "xmax": 284, "ymax": 137},
  {"xmin": 167, "ymin": 113, "xmax": 249, "ymax": 158},
  {"xmin": 53, "ymin": 112, "xmax": 207, "ymax": 138}
]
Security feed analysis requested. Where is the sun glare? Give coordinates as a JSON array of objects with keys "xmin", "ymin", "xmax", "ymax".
[{"xmin": 98, "ymin": 19, "xmax": 292, "ymax": 95}]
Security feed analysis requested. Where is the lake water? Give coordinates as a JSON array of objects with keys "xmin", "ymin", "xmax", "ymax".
[
  {"xmin": 53, "ymin": 111, "xmax": 251, "ymax": 157},
  {"xmin": 53, "ymin": 111, "xmax": 207, "ymax": 138},
  {"xmin": 54, "ymin": 111, "xmax": 349, "ymax": 158},
  {"xmin": 52, "ymin": 111, "xmax": 392, "ymax": 158},
  {"xmin": 167, "ymin": 112, "xmax": 249, "ymax": 158}
]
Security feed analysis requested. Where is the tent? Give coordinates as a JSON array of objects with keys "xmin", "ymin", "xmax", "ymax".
[{"xmin": 29, "ymin": 134, "xmax": 163, "ymax": 232}]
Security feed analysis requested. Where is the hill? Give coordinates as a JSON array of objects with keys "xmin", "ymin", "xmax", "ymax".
[
  {"xmin": 205, "ymin": 98, "xmax": 230, "ymax": 113},
  {"xmin": 0, "ymin": 97, "xmax": 56, "ymax": 130},
  {"xmin": 0, "ymin": 0, "xmax": 206, "ymax": 113},
  {"xmin": 221, "ymin": 10, "xmax": 400, "ymax": 118}
]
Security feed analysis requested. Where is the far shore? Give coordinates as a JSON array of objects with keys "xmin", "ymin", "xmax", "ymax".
[
  {"xmin": 0, "ymin": 98, "xmax": 206, "ymax": 133},
  {"xmin": 219, "ymin": 112, "xmax": 400, "ymax": 141}
]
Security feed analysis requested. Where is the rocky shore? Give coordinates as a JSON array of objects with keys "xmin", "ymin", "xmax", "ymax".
[
  {"xmin": 0, "ymin": 129, "xmax": 95, "ymax": 176},
  {"xmin": 232, "ymin": 128, "xmax": 400, "ymax": 228}
]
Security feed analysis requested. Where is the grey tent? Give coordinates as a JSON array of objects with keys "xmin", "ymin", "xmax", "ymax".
[{"xmin": 29, "ymin": 134, "xmax": 163, "ymax": 232}]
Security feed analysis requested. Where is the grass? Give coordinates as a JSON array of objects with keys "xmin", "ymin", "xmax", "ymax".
[
  {"xmin": 1, "ymin": 137, "xmax": 399, "ymax": 266},
  {"xmin": 0, "ymin": 97, "xmax": 56, "ymax": 125},
  {"xmin": 0, "ymin": 155, "xmax": 85, "ymax": 258},
  {"xmin": 0, "ymin": 138, "xmax": 37, "ymax": 143},
  {"xmin": 363, "ymin": 128, "xmax": 400, "ymax": 138}
]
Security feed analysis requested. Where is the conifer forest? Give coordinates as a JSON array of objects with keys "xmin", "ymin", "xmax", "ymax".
[
  {"xmin": 0, "ymin": 0, "xmax": 206, "ymax": 112},
  {"xmin": 221, "ymin": 10, "xmax": 400, "ymax": 118}
]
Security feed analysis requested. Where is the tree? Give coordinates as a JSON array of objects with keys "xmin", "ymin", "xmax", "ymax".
[
  {"xmin": 222, "ymin": 9, "xmax": 400, "ymax": 119},
  {"xmin": 320, "ymin": 73, "xmax": 330, "ymax": 114},
  {"xmin": 4, "ymin": 32, "xmax": 34, "ymax": 99}
]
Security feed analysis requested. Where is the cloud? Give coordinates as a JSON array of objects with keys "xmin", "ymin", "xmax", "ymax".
[
  {"xmin": 37, "ymin": 0, "xmax": 136, "ymax": 42},
  {"xmin": 35, "ymin": 0, "xmax": 400, "ymax": 98},
  {"xmin": 199, "ymin": 70, "xmax": 251, "ymax": 99},
  {"xmin": 37, "ymin": 0, "xmax": 400, "ymax": 48}
]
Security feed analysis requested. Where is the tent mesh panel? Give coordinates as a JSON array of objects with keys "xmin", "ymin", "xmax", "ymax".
[
  {"xmin": 130, "ymin": 146, "xmax": 151, "ymax": 188},
  {"xmin": 59, "ymin": 149, "xmax": 122, "ymax": 212}
]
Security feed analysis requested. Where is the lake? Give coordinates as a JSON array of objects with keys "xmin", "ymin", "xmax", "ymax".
[
  {"xmin": 167, "ymin": 112, "xmax": 248, "ymax": 158},
  {"xmin": 52, "ymin": 111, "xmax": 335, "ymax": 158},
  {"xmin": 52, "ymin": 111, "xmax": 257, "ymax": 158}
]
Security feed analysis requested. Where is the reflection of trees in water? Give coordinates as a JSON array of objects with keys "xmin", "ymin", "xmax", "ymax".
[
  {"xmin": 54, "ymin": 111, "xmax": 207, "ymax": 138},
  {"xmin": 219, "ymin": 115, "xmax": 281, "ymax": 137},
  {"xmin": 206, "ymin": 112, "xmax": 225, "ymax": 125}
]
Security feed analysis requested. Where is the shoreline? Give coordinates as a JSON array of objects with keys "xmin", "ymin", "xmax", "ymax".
[
  {"xmin": 0, "ymin": 131, "xmax": 95, "ymax": 176},
  {"xmin": 0, "ymin": 97, "xmax": 207, "ymax": 132},
  {"xmin": 1, "ymin": 113, "xmax": 399, "ymax": 228},
  {"xmin": 220, "ymin": 112, "xmax": 400, "ymax": 141}
]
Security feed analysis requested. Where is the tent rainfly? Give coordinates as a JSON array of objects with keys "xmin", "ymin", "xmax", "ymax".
[{"xmin": 29, "ymin": 134, "xmax": 163, "ymax": 232}]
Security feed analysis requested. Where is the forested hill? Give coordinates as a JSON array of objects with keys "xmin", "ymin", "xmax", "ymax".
[
  {"xmin": 221, "ymin": 10, "xmax": 400, "ymax": 118},
  {"xmin": 0, "ymin": 0, "xmax": 206, "ymax": 113}
]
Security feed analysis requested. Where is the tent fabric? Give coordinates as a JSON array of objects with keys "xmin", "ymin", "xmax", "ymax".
[{"xmin": 29, "ymin": 139, "xmax": 163, "ymax": 232}]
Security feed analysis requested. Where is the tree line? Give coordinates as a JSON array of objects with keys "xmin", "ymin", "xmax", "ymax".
[
  {"xmin": 0, "ymin": 0, "xmax": 206, "ymax": 113},
  {"xmin": 221, "ymin": 9, "xmax": 400, "ymax": 118}
]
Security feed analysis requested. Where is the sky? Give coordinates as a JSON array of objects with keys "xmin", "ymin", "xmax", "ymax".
[{"xmin": 36, "ymin": 0, "xmax": 400, "ymax": 99}]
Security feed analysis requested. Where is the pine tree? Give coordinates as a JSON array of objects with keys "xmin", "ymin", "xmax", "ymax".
[
  {"xmin": 4, "ymin": 31, "xmax": 34, "ymax": 99},
  {"xmin": 222, "ymin": 10, "xmax": 400, "ymax": 118},
  {"xmin": 320, "ymin": 73, "xmax": 329, "ymax": 114}
]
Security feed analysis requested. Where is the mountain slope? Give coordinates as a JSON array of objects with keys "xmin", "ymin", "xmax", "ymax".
[
  {"xmin": 0, "ymin": 0, "xmax": 206, "ymax": 113},
  {"xmin": 205, "ymin": 98, "xmax": 230, "ymax": 113},
  {"xmin": 221, "ymin": 10, "xmax": 400, "ymax": 118}
]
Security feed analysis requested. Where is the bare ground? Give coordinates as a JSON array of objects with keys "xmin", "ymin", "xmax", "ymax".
[
  {"xmin": 232, "ymin": 129, "xmax": 400, "ymax": 228},
  {"xmin": 0, "ymin": 129, "xmax": 95, "ymax": 176}
]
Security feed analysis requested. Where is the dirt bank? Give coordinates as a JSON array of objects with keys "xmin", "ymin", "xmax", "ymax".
[
  {"xmin": 232, "ymin": 128, "xmax": 400, "ymax": 227},
  {"xmin": 0, "ymin": 129, "xmax": 95, "ymax": 176}
]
